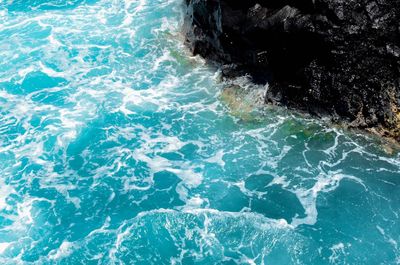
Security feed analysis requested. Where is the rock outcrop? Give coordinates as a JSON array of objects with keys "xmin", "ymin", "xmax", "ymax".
[{"xmin": 183, "ymin": 0, "xmax": 400, "ymax": 141}]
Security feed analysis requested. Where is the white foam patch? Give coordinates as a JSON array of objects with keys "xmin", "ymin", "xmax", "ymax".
[
  {"xmin": 48, "ymin": 241, "xmax": 74, "ymax": 260},
  {"xmin": 39, "ymin": 61, "xmax": 65, "ymax": 78},
  {"xmin": 328, "ymin": 242, "xmax": 348, "ymax": 264},
  {"xmin": 0, "ymin": 242, "xmax": 11, "ymax": 254},
  {"xmin": 205, "ymin": 150, "xmax": 225, "ymax": 168},
  {"xmin": 0, "ymin": 179, "xmax": 14, "ymax": 211},
  {"xmin": 291, "ymin": 173, "xmax": 365, "ymax": 227},
  {"xmin": 119, "ymin": 75, "xmax": 180, "ymax": 115}
]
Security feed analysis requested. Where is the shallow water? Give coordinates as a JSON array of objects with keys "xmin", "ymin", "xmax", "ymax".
[{"xmin": 0, "ymin": 0, "xmax": 399, "ymax": 264}]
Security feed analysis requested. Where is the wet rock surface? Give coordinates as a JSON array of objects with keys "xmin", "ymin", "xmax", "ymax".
[{"xmin": 183, "ymin": 0, "xmax": 400, "ymax": 141}]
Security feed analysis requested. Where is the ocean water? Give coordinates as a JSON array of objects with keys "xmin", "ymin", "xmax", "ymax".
[{"xmin": 0, "ymin": 0, "xmax": 399, "ymax": 264}]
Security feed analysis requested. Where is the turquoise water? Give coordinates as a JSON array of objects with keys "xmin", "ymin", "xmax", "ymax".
[{"xmin": 0, "ymin": 0, "xmax": 399, "ymax": 264}]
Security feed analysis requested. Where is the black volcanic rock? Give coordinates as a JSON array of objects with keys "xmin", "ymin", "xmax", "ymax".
[{"xmin": 183, "ymin": 0, "xmax": 400, "ymax": 141}]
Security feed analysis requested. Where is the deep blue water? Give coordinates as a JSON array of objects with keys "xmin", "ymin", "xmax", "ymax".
[{"xmin": 0, "ymin": 0, "xmax": 399, "ymax": 264}]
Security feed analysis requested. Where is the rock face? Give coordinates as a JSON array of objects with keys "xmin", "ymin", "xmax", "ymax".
[{"xmin": 183, "ymin": 0, "xmax": 400, "ymax": 141}]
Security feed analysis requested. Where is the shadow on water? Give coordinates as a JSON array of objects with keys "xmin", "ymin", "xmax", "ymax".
[{"xmin": 0, "ymin": 0, "xmax": 99, "ymax": 12}]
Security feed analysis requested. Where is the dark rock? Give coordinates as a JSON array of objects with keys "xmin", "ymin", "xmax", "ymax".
[{"xmin": 183, "ymin": 0, "xmax": 400, "ymax": 142}]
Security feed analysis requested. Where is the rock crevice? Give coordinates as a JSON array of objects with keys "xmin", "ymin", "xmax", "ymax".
[{"xmin": 183, "ymin": 0, "xmax": 400, "ymax": 141}]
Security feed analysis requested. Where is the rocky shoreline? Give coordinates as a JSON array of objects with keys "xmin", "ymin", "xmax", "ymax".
[{"xmin": 183, "ymin": 0, "xmax": 400, "ymax": 142}]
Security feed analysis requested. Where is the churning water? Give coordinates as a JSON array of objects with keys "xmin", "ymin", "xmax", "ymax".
[{"xmin": 0, "ymin": 0, "xmax": 399, "ymax": 264}]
